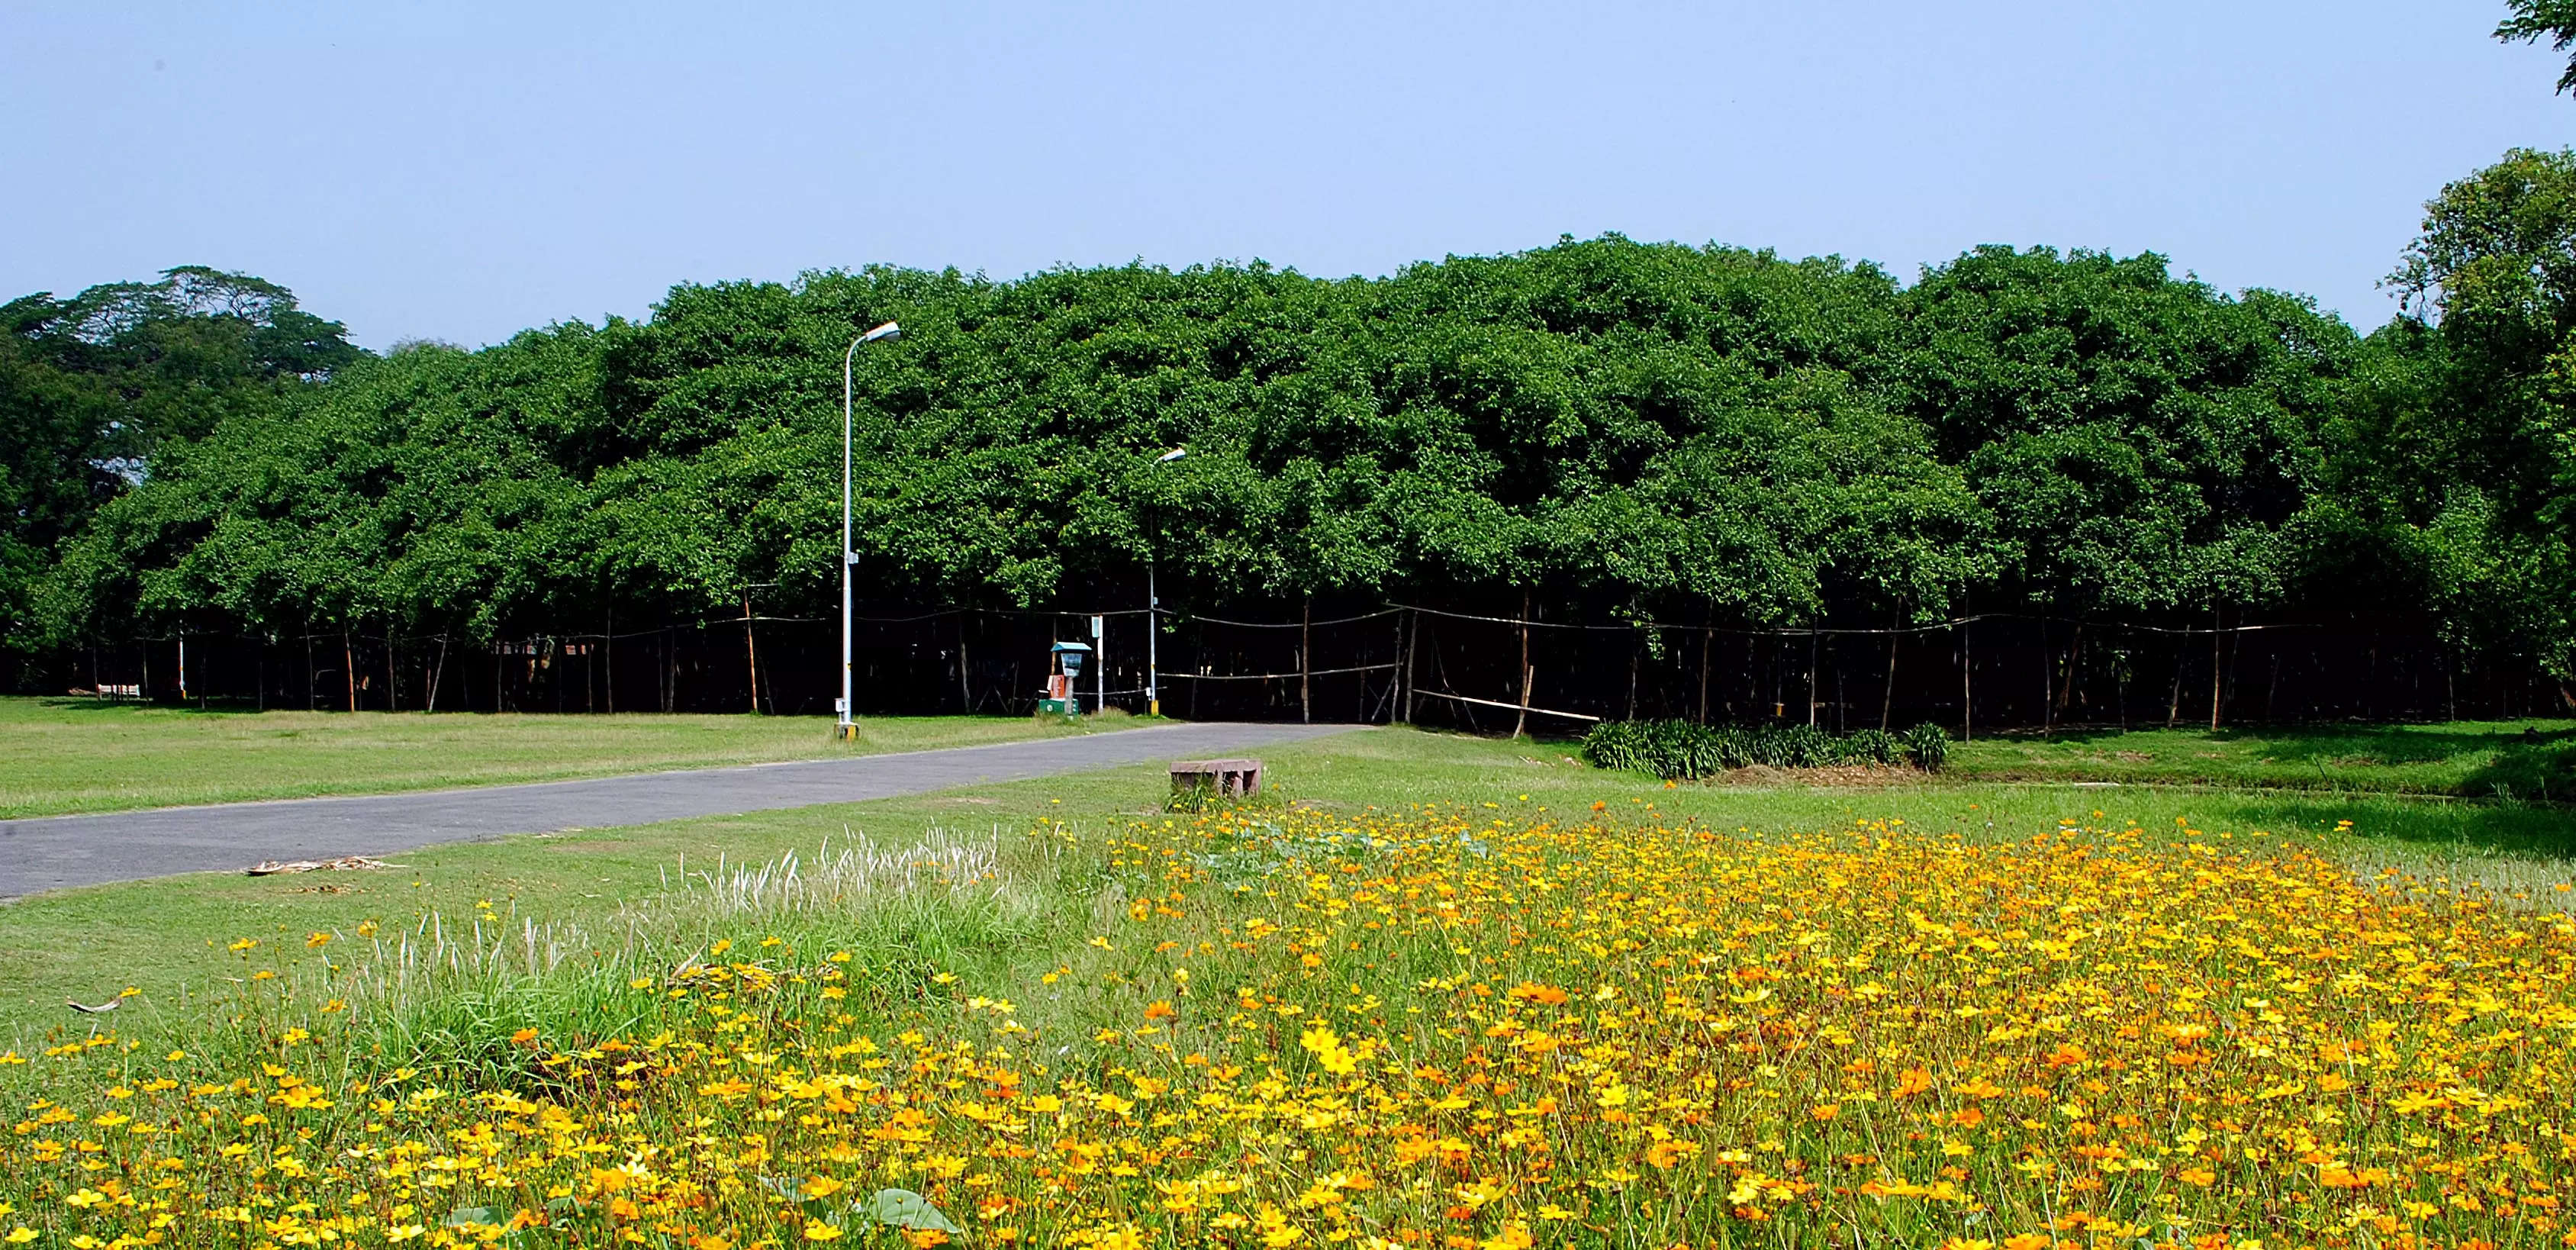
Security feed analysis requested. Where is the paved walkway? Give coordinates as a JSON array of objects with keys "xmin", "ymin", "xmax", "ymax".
[{"xmin": 0, "ymin": 722, "xmax": 1362, "ymax": 899}]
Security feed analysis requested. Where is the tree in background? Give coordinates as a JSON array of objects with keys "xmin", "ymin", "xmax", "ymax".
[
  {"xmin": 0, "ymin": 268, "xmax": 362, "ymax": 655},
  {"xmin": 2369, "ymin": 148, "xmax": 2576, "ymax": 683},
  {"xmin": 2499, "ymin": 0, "xmax": 2576, "ymax": 95}
]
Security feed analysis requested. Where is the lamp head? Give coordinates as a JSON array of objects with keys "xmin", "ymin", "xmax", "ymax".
[{"xmin": 859, "ymin": 321, "xmax": 901, "ymax": 344}]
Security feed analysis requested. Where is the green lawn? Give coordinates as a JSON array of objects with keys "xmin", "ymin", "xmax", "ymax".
[
  {"xmin": 0, "ymin": 697, "xmax": 1103, "ymax": 818},
  {"xmin": 1943, "ymin": 717, "xmax": 2576, "ymax": 799},
  {"xmin": 4, "ymin": 724, "xmax": 2570, "ymax": 1041}
]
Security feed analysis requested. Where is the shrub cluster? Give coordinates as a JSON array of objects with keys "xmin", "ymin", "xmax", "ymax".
[{"xmin": 1581, "ymin": 717, "xmax": 1949, "ymax": 779}]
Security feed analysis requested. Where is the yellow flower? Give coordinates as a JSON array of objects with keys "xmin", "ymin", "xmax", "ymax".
[{"xmin": 801, "ymin": 1222, "xmax": 843, "ymax": 1242}]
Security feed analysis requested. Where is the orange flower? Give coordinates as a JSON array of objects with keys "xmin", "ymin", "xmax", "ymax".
[{"xmin": 1507, "ymin": 982, "xmax": 1570, "ymax": 1006}]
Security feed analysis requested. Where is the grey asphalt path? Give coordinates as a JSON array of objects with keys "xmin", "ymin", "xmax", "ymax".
[{"xmin": 0, "ymin": 722, "xmax": 1363, "ymax": 900}]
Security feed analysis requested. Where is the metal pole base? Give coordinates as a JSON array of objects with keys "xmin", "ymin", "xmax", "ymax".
[{"xmin": 835, "ymin": 722, "xmax": 859, "ymax": 740}]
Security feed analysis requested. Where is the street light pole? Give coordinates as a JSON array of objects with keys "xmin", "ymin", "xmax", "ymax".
[
  {"xmin": 1146, "ymin": 447, "xmax": 1185, "ymax": 717},
  {"xmin": 839, "ymin": 321, "xmax": 900, "ymax": 740}
]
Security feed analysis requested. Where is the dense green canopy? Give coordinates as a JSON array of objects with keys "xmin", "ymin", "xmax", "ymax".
[{"xmin": 6, "ymin": 178, "xmax": 2573, "ymax": 683}]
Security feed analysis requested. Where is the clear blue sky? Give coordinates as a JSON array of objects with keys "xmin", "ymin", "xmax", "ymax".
[{"xmin": 7, "ymin": 2, "xmax": 2569, "ymax": 350}]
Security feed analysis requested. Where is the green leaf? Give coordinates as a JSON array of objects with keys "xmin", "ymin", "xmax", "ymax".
[{"xmin": 853, "ymin": 1189, "xmax": 959, "ymax": 1233}]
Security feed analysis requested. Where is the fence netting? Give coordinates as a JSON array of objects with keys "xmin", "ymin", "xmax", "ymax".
[{"xmin": 34, "ymin": 600, "xmax": 2571, "ymax": 731}]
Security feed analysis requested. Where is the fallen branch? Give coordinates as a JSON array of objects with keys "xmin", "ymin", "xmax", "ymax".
[{"xmin": 245, "ymin": 855, "xmax": 408, "ymax": 876}]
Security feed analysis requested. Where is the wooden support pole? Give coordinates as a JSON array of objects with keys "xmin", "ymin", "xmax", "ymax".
[
  {"xmin": 1512, "ymin": 591, "xmax": 1532, "ymax": 739},
  {"xmin": 1403, "ymin": 609, "xmax": 1422, "ymax": 725},
  {"xmin": 2055, "ymin": 623, "xmax": 2084, "ymax": 724},
  {"xmin": 1626, "ymin": 627, "xmax": 1641, "ymax": 721},
  {"xmin": 1806, "ymin": 630, "xmax": 1819, "ymax": 726},
  {"xmin": 1881, "ymin": 623, "xmax": 1898, "ymax": 731},
  {"xmin": 1959, "ymin": 620, "xmax": 1972, "ymax": 742},
  {"xmin": 1698, "ymin": 616, "xmax": 1713, "ymax": 724},
  {"xmin": 1391, "ymin": 610, "xmax": 1408, "ymax": 724},
  {"xmin": 344, "ymin": 631, "xmax": 359, "ymax": 714},
  {"xmin": 1299, "ymin": 596, "xmax": 1312, "ymax": 724},
  {"xmin": 2037, "ymin": 618, "xmax": 2052, "ymax": 736},
  {"xmin": 2208, "ymin": 601, "xmax": 2223, "ymax": 731},
  {"xmin": 742, "ymin": 588, "xmax": 762, "ymax": 715},
  {"xmin": 2167, "ymin": 646, "xmax": 2184, "ymax": 727}
]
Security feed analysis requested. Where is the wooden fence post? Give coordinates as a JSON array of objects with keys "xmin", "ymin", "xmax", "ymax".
[
  {"xmin": 1880, "ymin": 622, "xmax": 1898, "ymax": 731},
  {"xmin": 1511, "ymin": 598, "xmax": 1530, "ymax": 738},
  {"xmin": 742, "ymin": 588, "xmax": 762, "ymax": 715},
  {"xmin": 2209, "ymin": 601, "xmax": 2223, "ymax": 730},
  {"xmin": 1299, "ymin": 596, "xmax": 1312, "ymax": 724},
  {"xmin": 1959, "ymin": 620, "xmax": 1972, "ymax": 742},
  {"xmin": 1403, "ymin": 609, "xmax": 1422, "ymax": 725}
]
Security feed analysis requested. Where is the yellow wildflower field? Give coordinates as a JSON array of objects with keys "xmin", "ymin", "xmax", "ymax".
[{"xmin": 3, "ymin": 807, "xmax": 2572, "ymax": 1249}]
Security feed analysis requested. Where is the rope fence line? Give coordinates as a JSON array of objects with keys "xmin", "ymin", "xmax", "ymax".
[
  {"xmin": 1391, "ymin": 604, "xmax": 2329, "ymax": 638},
  {"xmin": 1166, "ymin": 663, "xmax": 1399, "ymax": 682},
  {"xmin": 153, "ymin": 604, "xmax": 2329, "ymax": 651},
  {"xmin": 1173, "ymin": 609, "xmax": 1405, "ymax": 631},
  {"xmin": 72, "ymin": 598, "xmax": 2558, "ymax": 729},
  {"xmin": 1409, "ymin": 688, "xmax": 1602, "ymax": 723}
]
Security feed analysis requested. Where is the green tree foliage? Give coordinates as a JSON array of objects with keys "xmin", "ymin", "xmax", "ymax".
[
  {"xmin": 2498, "ymin": 0, "xmax": 2576, "ymax": 95},
  {"xmin": 2351, "ymin": 147, "xmax": 2576, "ymax": 676},
  {"xmin": 1903, "ymin": 246, "xmax": 2352, "ymax": 614},
  {"xmin": 0, "ymin": 267, "xmax": 360, "ymax": 646},
  {"xmin": 5, "ymin": 217, "xmax": 2558, "ymax": 679}
]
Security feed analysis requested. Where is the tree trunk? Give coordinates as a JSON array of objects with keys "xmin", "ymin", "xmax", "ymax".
[
  {"xmin": 428, "ymin": 636, "xmax": 449, "ymax": 714},
  {"xmin": 344, "ymin": 632, "xmax": 358, "ymax": 713}
]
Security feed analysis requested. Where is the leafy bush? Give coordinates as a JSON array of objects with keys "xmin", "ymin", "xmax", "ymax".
[
  {"xmin": 1837, "ymin": 728, "xmax": 1901, "ymax": 767},
  {"xmin": 1903, "ymin": 722, "xmax": 1950, "ymax": 773},
  {"xmin": 1579, "ymin": 719, "xmax": 1940, "ymax": 781}
]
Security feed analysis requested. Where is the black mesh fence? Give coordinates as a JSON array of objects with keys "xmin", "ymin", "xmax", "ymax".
[{"xmin": 20, "ymin": 600, "xmax": 2571, "ymax": 730}]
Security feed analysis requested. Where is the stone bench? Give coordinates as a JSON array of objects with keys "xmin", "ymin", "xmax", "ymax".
[{"xmin": 1169, "ymin": 757, "xmax": 1262, "ymax": 801}]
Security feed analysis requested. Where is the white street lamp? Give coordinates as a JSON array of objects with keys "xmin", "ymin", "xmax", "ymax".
[
  {"xmin": 1146, "ymin": 447, "xmax": 1185, "ymax": 717},
  {"xmin": 839, "ymin": 320, "xmax": 900, "ymax": 740}
]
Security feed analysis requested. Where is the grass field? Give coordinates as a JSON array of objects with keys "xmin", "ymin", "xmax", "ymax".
[
  {"xmin": 3, "ymin": 726, "xmax": 2572, "ymax": 1247},
  {"xmin": 0, "ymin": 697, "xmax": 1103, "ymax": 817},
  {"xmin": 1943, "ymin": 717, "xmax": 2576, "ymax": 799},
  {"xmin": 5, "ymin": 726, "xmax": 2571, "ymax": 1031}
]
